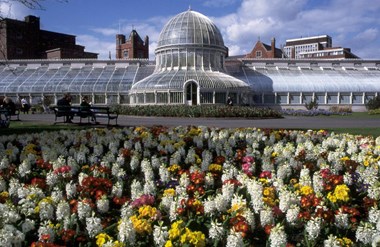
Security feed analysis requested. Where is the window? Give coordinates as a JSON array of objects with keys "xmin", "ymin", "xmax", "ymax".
[
  {"xmin": 123, "ymin": 50, "xmax": 129, "ymax": 58},
  {"xmin": 256, "ymin": 51, "xmax": 262, "ymax": 58}
]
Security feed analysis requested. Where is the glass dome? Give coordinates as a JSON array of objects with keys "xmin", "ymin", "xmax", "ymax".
[
  {"xmin": 157, "ymin": 9, "xmax": 225, "ymax": 49},
  {"xmin": 129, "ymin": 9, "xmax": 251, "ymax": 105}
]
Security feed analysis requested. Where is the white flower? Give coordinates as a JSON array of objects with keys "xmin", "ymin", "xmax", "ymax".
[
  {"xmin": 209, "ymin": 220, "xmax": 225, "ymax": 241},
  {"xmin": 38, "ymin": 221, "xmax": 56, "ymax": 242},
  {"xmin": 118, "ymin": 217, "xmax": 136, "ymax": 244},
  {"xmin": 39, "ymin": 201, "xmax": 55, "ymax": 220},
  {"xmin": 21, "ymin": 219, "xmax": 35, "ymax": 234},
  {"xmin": 286, "ymin": 205, "xmax": 300, "ymax": 225},
  {"xmin": 130, "ymin": 179, "xmax": 143, "ymax": 200},
  {"xmin": 226, "ymin": 231, "xmax": 244, "ymax": 247},
  {"xmin": 86, "ymin": 216, "xmax": 102, "ymax": 238},
  {"xmin": 324, "ymin": 234, "xmax": 340, "ymax": 247},
  {"xmin": 97, "ymin": 196, "xmax": 110, "ymax": 213},
  {"xmin": 56, "ymin": 200, "xmax": 71, "ymax": 220},
  {"xmin": 306, "ymin": 217, "xmax": 322, "ymax": 240},
  {"xmin": 356, "ymin": 222, "xmax": 376, "ymax": 245},
  {"xmin": 77, "ymin": 200, "xmax": 92, "ymax": 220},
  {"xmin": 269, "ymin": 223, "xmax": 287, "ymax": 247},
  {"xmin": 260, "ymin": 207, "xmax": 274, "ymax": 226},
  {"xmin": 65, "ymin": 181, "xmax": 77, "ymax": 199},
  {"xmin": 153, "ymin": 223, "xmax": 168, "ymax": 247},
  {"xmin": 111, "ymin": 181, "xmax": 124, "ymax": 198},
  {"xmin": 0, "ymin": 224, "xmax": 25, "ymax": 246},
  {"xmin": 334, "ymin": 210, "xmax": 349, "ymax": 229}
]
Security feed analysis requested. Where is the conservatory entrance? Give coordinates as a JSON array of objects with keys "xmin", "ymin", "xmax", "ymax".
[{"xmin": 185, "ymin": 81, "xmax": 198, "ymax": 105}]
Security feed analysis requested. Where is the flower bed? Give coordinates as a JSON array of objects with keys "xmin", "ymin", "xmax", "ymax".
[{"xmin": 0, "ymin": 127, "xmax": 379, "ymax": 246}]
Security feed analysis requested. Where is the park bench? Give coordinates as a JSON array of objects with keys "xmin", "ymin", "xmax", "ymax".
[{"xmin": 51, "ymin": 105, "xmax": 119, "ymax": 126}]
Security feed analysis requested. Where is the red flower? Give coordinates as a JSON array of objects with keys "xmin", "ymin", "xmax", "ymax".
[{"xmin": 30, "ymin": 177, "xmax": 46, "ymax": 189}]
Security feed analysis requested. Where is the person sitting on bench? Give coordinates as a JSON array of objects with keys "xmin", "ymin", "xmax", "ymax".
[{"xmin": 57, "ymin": 93, "xmax": 74, "ymax": 123}]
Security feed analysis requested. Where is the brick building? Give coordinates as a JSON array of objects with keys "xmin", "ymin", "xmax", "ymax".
[
  {"xmin": 245, "ymin": 38, "xmax": 284, "ymax": 58},
  {"xmin": 116, "ymin": 30, "xmax": 149, "ymax": 59},
  {"xmin": 0, "ymin": 15, "xmax": 98, "ymax": 60},
  {"xmin": 283, "ymin": 35, "xmax": 358, "ymax": 59}
]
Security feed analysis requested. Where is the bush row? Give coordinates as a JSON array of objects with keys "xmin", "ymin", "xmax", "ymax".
[{"xmin": 110, "ymin": 105, "xmax": 283, "ymax": 119}]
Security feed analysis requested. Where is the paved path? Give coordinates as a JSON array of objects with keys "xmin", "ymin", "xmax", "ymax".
[{"xmin": 14, "ymin": 113, "xmax": 380, "ymax": 129}]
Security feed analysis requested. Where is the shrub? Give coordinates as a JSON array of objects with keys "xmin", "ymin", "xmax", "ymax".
[
  {"xmin": 115, "ymin": 105, "xmax": 283, "ymax": 119},
  {"xmin": 304, "ymin": 99, "xmax": 318, "ymax": 110},
  {"xmin": 329, "ymin": 105, "xmax": 352, "ymax": 113},
  {"xmin": 365, "ymin": 96, "xmax": 380, "ymax": 110}
]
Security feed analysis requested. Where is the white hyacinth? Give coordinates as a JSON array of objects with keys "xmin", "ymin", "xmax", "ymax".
[
  {"xmin": 77, "ymin": 200, "xmax": 92, "ymax": 220},
  {"xmin": 65, "ymin": 181, "xmax": 77, "ymax": 199},
  {"xmin": 269, "ymin": 223, "xmax": 287, "ymax": 247},
  {"xmin": 323, "ymin": 234, "xmax": 340, "ymax": 247},
  {"xmin": 0, "ymin": 224, "xmax": 25, "ymax": 246},
  {"xmin": 153, "ymin": 224, "xmax": 168, "ymax": 247},
  {"xmin": 38, "ymin": 221, "xmax": 56, "ymax": 242},
  {"xmin": 21, "ymin": 219, "xmax": 35, "ymax": 234},
  {"xmin": 209, "ymin": 220, "xmax": 225, "ymax": 241},
  {"xmin": 111, "ymin": 181, "xmax": 124, "ymax": 198},
  {"xmin": 97, "ymin": 196, "xmax": 110, "ymax": 213},
  {"xmin": 334, "ymin": 210, "xmax": 349, "ymax": 229},
  {"xmin": 286, "ymin": 205, "xmax": 300, "ymax": 225},
  {"xmin": 356, "ymin": 222, "xmax": 376, "ymax": 245},
  {"xmin": 130, "ymin": 179, "xmax": 143, "ymax": 200},
  {"xmin": 226, "ymin": 231, "xmax": 244, "ymax": 247},
  {"xmin": 260, "ymin": 207, "xmax": 274, "ymax": 226},
  {"xmin": 39, "ymin": 201, "xmax": 55, "ymax": 221},
  {"xmin": 118, "ymin": 217, "xmax": 136, "ymax": 244},
  {"xmin": 86, "ymin": 216, "xmax": 103, "ymax": 238},
  {"xmin": 56, "ymin": 200, "xmax": 71, "ymax": 220},
  {"xmin": 306, "ymin": 217, "xmax": 322, "ymax": 240}
]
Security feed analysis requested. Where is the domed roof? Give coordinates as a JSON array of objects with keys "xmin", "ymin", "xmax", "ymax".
[{"xmin": 157, "ymin": 9, "xmax": 225, "ymax": 49}]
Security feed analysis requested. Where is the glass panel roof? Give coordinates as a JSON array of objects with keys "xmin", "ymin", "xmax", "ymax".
[
  {"xmin": 130, "ymin": 69, "xmax": 250, "ymax": 91},
  {"xmin": 157, "ymin": 10, "xmax": 225, "ymax": 48}
]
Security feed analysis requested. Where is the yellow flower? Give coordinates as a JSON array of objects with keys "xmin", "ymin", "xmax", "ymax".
[
  {"xmin": 209, "ymin": 164, "xmax": 222, "ymax": 173},
  {"xmin": 334, "ymin": 184, "xmax": 350, "ymax": 202},
  {"xmin": 263, "ymin": 187, "xmax": 274, "ymax": 197},
  {"xmin": 163, "ymin": 188, "xmax": 176, "ymax": 197},
  {"xmin": 96, "ymin": 233, "xmax": 112, "ymax": 246},
  {"xmin": 0, "ymin": 191, "xmax": 9, "ymax": 199},
  {"xmin": 168, "ymin": 220, "xmax": 184, "ymax": 240},
  {"xmin": 164, "ymin": 240, "xmax": 173, "ymax": 247},
  {"xmin": 271, "ymin": 152, "xmax": 278, "ymax": 158},
  {"xmin": 138, "ymin": 205, "xmax": 158, "ymax": 219},
  {"xmin": 327, "ymin": 192, "xmax": 337, "ymax": 203},
  {"xmin": 180, "ymin": 228, "xmax": 206, "ymax": 247},
  {"xmin": 338, "ymin": 237, "xmax": 354, "ymax": 246},
  {"xmin": 300, "ymin": 185, "xmax": 314, "ymax": 196},
  {"xmin": 168, "ymin": 164, "xmax": 181, "ymax": 173},
  {"xmin": 129, "ymin": 215, "xmax": 152, "ymax": 234}
]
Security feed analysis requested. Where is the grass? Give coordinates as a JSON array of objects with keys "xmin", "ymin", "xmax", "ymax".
[
  {"xmin": 1, "ymin": 112, "xmax": 380, "ymax": 137},
  {"xmin": 1, "ymin": 121, "xmax": 94, "ymax": 136}
]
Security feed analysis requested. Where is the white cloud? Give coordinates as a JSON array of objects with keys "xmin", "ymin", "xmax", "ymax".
[
  {"xmin": 212, "ymin": 0, "xmax": 380, "ymax": 58},
  {"xmin": 76, "ymin": 34, "xmax": 114, "ymax": 60},
  {"xmin": 0, "ymin": 1, "xmax": 29, "ymax": 19},
  {"xmin": 91, "ymin": 28, "xmax": 118, "ymax": 36}
]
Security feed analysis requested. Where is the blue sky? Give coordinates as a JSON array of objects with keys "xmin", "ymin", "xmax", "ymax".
[{"xmin": 2, "ymin": 0, "xmax": 380, "ymax": 60}]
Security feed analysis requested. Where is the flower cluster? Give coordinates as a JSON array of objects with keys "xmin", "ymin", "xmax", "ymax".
[{"xmin": 0, "ymin": 126, "xmax": 380, "ymax": 246}]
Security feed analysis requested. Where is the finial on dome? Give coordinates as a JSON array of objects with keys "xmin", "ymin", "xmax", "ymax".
[{"xmin": 188, "ymin": 5, "xmax": 192, "ymax": 11}]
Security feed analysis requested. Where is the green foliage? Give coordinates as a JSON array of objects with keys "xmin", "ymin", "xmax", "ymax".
[
  {"xmin": 368, "ymin": 108, "xmax": 380, "ymax": 115},
  {"xmin": 115, "ymin": 105, "xmax": 283, "ymax": 119},
  {"xmin": 365, "ymin": 96, "xmax": 380, "ymax": 110},
  {"xmin": 304, "ymin": 99, "xmax": 318, "ymax": 110}
]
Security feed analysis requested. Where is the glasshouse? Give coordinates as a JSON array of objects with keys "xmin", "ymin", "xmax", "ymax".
[{"xmin": 0, "ymin": 9, "xmax": 380, "ymax": 110}]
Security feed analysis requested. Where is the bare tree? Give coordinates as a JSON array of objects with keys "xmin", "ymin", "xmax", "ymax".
[{"xmin": 1, "ymin": 0, "xmax": 67, "ymax": 10}]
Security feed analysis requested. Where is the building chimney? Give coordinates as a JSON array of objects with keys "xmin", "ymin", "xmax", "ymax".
[{"xmin": 271, "ymin": 37, "xmax": 276, "ymax": 58}]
